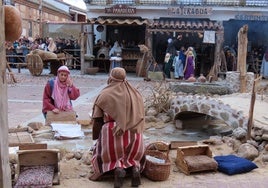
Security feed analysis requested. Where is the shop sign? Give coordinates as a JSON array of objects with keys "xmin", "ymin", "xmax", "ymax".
[
  {"xmin": 167, "ymin": 6, "xmax": 212, "ymax": 16},
  {"xmin": 105, "ymin": 4, "xmax": 136, "ymax": 14},
  {"xmin": 235, "ymin": 14, "xmax": 268, "ymax": 21}
]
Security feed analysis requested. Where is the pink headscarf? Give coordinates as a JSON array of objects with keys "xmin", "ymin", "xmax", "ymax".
[{"xmin": 51, "ymin": 66, "xmax": 72, "ymax": 111}]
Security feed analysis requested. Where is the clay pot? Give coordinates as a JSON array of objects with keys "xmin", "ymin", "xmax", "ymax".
[
  {"xmin": 4, "ymin": 5, "xmax": 22, "ymax": 42},
  {"xmin": 198, "ymin": 74, "xmax": 207, "ymax": 83},
  {"xmin": 187, "ymin": 74, "xmax": 196, "ymax": 82}
]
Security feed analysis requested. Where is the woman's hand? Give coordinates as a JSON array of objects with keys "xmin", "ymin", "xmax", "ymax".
[
  {"xmin": 52, "ymin": 108, "xmax": 60, "ymax": 114},
  {"xmin": 66, "ymin": 77, "xmax": 73, "ymax": 87}
]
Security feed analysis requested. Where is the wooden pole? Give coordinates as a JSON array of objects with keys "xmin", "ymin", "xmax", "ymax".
[
  {"xmin": 80, "ymin": 31, "xmax": 85, "ymax": 74},
  {"xmin": 0, "ymin": 2, "xmax": 12, "ymax": 187},
  {"xmin": 247, "ymin": 76, "xmax": 262, "ymax": 140},
  {"xmin": 237, "ymin": 25, "xmax": 248, "ymax": 93}
]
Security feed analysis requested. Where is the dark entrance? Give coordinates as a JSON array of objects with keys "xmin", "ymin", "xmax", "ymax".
[{"xmin": 148, "ymin": 18, "xmax": 222, "ymax": 77}]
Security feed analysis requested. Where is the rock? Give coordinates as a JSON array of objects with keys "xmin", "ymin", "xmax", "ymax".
[
  {"xmin": 262, "ymin": 154, "xmax": 268, "ymax": 162},
  {"xmin": 232, "ymin": 127, "xmax": 247, "ymax": 140},
  {"xmin": 158, "ymin": 114, "xmax": 171, "ymax": 123},
  {"xmin": 65, "ymin": 152, "xmax": 75, "ymax": 160},
  {"xmin": 237, "ymin": 143, "xmax": 259, "ymax": 160},
  {"xmin": 145, "ymin": 116, "xmax": 158, "ymax": 123},
  {"xmin": 146, "ymin": 108, "xmax": 158, "ymax": 116},
  {"xmin": 175, "ymin": 119, "xmax": 183, "ymax": 129},
  {"xmin": 74, "ymin": 152, "xmax": 82, "ymax": 160},
  {"xmin": 27, "ymin": 122, "xmax": 43, "ymax": 130},
  {"xmin": 261, "ymin": 134, "xmax": 268, "ymax": 141},
  {"xmin": 81, "ymin": 151, "xmax": 92, "ymax": 165},
  {"xmin": 265, "ymin": 144, "xmax": 268, "ymax": 151}
]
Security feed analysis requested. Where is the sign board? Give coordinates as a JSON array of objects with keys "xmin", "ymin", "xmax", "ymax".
[
  {"xmin": 105, "ymin": 4, "xmax": 136, "ymax": 14},
  {"xmin": 235, "ymin": 14, "xmax": 268, "ymax": 21},
  {"xmin": 168, "ymin": 6, "xmax": 212, "ymax": 16}
]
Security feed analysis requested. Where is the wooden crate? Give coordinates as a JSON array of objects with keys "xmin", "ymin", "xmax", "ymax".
[
  {"xmin": 170, "ymin": 141, "xmax": 197, "ymax": 149},
  {"xmin": 16, "ymin": 149, "xmax": 60, "ymax": 185},
  {"xmin": 9, "ymin": 132, "xmax": 34, "ymax": 147},
  {"xmin": 175, "ymin": 145, "xmax": 218, "ymax": 175},
  {"xmin": 45, "ymin": 111, "xmax": 77, "ymax": 126}
]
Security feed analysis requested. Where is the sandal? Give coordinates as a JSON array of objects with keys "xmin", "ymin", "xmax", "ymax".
[
  {"xmin": 114, "ymin": 168, "xmax": 126, "ymax": 188},
  {"xmin": 131, "ymin": 166, "xmax": 141, "ymax": 187}
]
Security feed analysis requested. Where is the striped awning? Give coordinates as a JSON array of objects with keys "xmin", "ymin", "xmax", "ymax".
[
  {"xmin": 88, "ymin": 17, "xmax": 149, "ymax": 25},
  {"xmin": 148, "ymin": 19, "xmax": 223, "ymax": 30}
]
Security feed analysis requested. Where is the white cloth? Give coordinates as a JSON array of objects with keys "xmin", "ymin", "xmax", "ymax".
[
  {"xmin": 51, "ymin": 123, "xmax": 84, "ymax": 139},
  {"xmin": 203, "ymin": 30, "xmax": 215, "ymax": 44}
]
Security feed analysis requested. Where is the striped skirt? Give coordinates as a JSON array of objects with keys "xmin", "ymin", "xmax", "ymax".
[{"xmin": 90, "ymin": 122, "xmax": 145, "ymax": 180}]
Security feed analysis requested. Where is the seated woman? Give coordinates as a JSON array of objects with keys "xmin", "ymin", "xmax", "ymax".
[
  {"xmin": 89, "ymin": 67, "xmax": 145, "ymax": 188},
  {"xmin": 42, "ymin": 65, "xmax": 80, "ymax": 119}
]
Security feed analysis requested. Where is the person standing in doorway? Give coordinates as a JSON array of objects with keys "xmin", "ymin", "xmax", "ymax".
[
  {"xmin": 225, "ymin": 50, "xmax": 237, "ymax": 71},
  {"xmin": 109, "ymin": 41, "xmax": 122, "ymax": 69},
  {"xmin": 173, "ymin": 50, "xmax": 184, "ymax": 79},
  {"xmin": 184, "ymin": 50, "xmax": 195, "ymax": 80},
  {"xmin": 164, "ymin": 38, "xmax": 177, "ymax": 78}
]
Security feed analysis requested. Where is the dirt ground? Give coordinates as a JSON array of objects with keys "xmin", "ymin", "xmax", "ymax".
[{"xmin": 7, "ymin": 69, "xmax": 268, "ymax": 187}]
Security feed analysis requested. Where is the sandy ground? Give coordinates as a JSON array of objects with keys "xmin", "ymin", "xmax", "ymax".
[{"xmin": 7, "ymin": 68, "xmax": 268, "ymax": 187}]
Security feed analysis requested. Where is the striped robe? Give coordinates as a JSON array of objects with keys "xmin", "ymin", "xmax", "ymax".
[{"xmin": 90, "ymin": 121, "xmax": 145, "ymax": 180}]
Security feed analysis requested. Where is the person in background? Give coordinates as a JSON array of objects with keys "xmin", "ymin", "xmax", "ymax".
[
  {"xmin": 47, "ymin": 37, "xmax": 57, "ymax": 53},
  {"xmin": 42, "ymin": 65, "xmax": 80, "ymax": 118},
  {"xmin": 109, "ymin": 41, "xmax": 122, "ymax": 69},
  {"xmin": 225, "ymin": 50, "xmax": 237, "ymax": 71},
  {"xmin": 184, "ymin": 50, "xmax": 195, "ymax": 80},
  {"xmin": 261, "ymin": 48, "xmax": 268, "ymax": 79},
  {"xmin": 173, "ymin": 50, "xmax": 184, "ymax": 79},
  {"xmin": 163, "ymin": 38, "xmax": 177, "ymax": 78},
  {"xmin": 89, "ymin": 67, "xmax": 145, "ymax": 188}
]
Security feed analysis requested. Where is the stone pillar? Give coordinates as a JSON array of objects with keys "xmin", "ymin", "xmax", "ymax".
[{"xmin": 226, "ymin": 71, "xmax": 254, "ymax": 93}]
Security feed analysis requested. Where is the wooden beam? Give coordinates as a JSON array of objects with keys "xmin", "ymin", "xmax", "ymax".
[
  {"xmin": 247, "ymin": 76, "xmax": 262, "ymax": 140},
  {"xmin": 237, "ymin": 25, "xmax": 248, "ymax": 93},
  {"xmin": 0, "ymin": 3, "xmax": 12, "ymax": 187}
]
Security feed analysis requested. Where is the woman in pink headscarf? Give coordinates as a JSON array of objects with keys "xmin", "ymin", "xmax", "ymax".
[{"xmin": 42, "ymin": 65, "xmax": 80, "ymax": 118}]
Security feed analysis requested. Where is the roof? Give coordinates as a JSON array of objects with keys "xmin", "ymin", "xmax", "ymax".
[
  {"xmin": 87, "ymin": 17, "xmax": 223, "ymax": 32},
  {"xmin": 88, "ymin": 17, "xmax": 149, "ymax": 25},
  {"xmin": 148, "ymin": 19, "xmax": 223, "ymax": 31}
]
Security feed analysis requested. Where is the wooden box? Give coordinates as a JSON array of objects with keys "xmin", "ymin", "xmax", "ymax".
[
  {"xmin": 175, "ymin": 145, "xmax": 218, "ymax": 175},
  {"xmin": 16, "ymin": 149, "xmax": 60, "ymax": 185}
]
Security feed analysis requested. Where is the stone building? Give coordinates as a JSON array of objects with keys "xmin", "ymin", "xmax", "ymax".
[
  {"xmin": 4, "ymin": 0, "xmax": 86, "ymax": 38},
  {"xmin": 83, "ymin": 0, "xmax": 268, "ymax": 75}
]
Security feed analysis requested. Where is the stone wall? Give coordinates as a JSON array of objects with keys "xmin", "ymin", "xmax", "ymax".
[
  {"xmin": 226, "ymin": 71, "xmax": 255, "ymax": 93},
  {"xmin": 170, "ymin": 95, "xmax": 248, "ymax": 130}
]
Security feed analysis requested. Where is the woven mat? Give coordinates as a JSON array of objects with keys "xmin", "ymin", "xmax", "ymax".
[{"xmin": 9, "ymin": 132, "xmax": 34, "ymax": 147}]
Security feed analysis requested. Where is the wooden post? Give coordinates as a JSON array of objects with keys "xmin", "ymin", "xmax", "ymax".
[
  {"xmin": 237, "ymin": 25, "xmax": 248, "ymax": 93},
  {"xmin": 0, "ymin": 3, "xmax": 12, "ymax": 188},
  {"xmin": 80, "ymin": 31, "xmax": 85, "ymax": 74},
  {"xmin": 207, "ymin": 29, "xmax": 224, "ymax": 81},
  {"xmin": 247, "ymin": 76, "xmax": 262, "ymax": 140}
]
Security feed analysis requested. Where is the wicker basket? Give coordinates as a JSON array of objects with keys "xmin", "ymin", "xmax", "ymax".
[{"xmin": 143, "ymin": 143, "xmax": 171, "ymax": 181}]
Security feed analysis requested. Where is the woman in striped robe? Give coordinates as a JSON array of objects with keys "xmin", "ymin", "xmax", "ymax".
[{"xmin": 89, "ymin": 67, "xmax": 145, "ymax": 188}]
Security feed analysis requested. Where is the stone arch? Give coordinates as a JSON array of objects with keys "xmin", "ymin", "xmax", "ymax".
[{"xmin": 170, "ymin": 95, "xmax": 248, "ymax": 130}]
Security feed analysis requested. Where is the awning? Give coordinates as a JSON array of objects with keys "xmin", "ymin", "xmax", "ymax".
[
  {"xmin": 148, "ymin": 19, "xmax": 223, "ymax": 31},
  {"xmin": 88, "ymin": 17, "xmax": 149, "ymax": 25}
]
